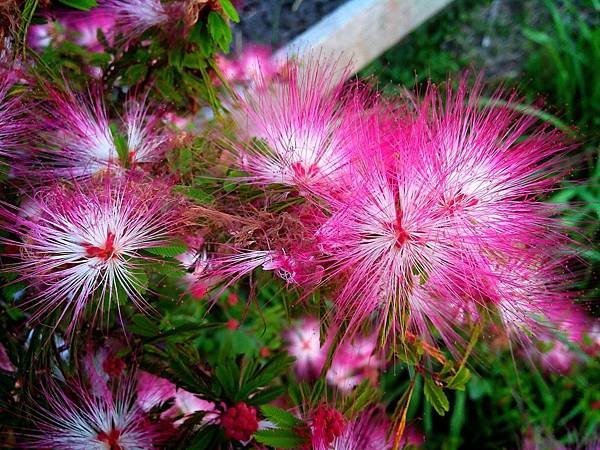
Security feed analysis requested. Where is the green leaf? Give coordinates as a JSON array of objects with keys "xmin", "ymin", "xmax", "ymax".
[
  {"xmin": 207, "ymin": 12, "xmax": 232, "ymax": 53},
  {"xmin": 58, "ymin": 0, "xmax": 97, "ymax": 10},
  {"xmin": 219, "ymin": 0, "xmax": 240, "ymax": 22},
  {"xmin": 130, "ymin": 315, "xmax": 161, "ymax": 337},
  {"xmin": 176, "ymin": 186, "xmax": 215, "ymax": 205},
  {"xmin": 260, "ymin": 405, "xmax": 303, "ymax": 429},
  {"xmin": 424, "ymin": 377, "xmax": 450, "ymax": 416},
  {"xmin": 446, "ymin": 366, "xmax": 472, "ymax": 391},
  {"xmin": 247, "ymin": 385, "xmax": 285, "ymax": 405},
  {"xmin": 186, "ymin": 424, "xmax": 221, "ymax": 449},
  {"xmin": 254, "ymin": 429, "xmax": 304, "ymax": 449},
  {"xmin": 183, "ymin": 52, "xmax": 207, "ymax": 70},
  {"xmin": 145, "ymin": 244, "xmax": 188, "ymax": 258},
  {"xmin": 448, "ymin": 390, "xmax": 466, "ymax": 450},
  {"xmin": 168, "ymin": 47, "xmax": 185, "ymax": 69},
  {"xmin": 130, "ymin": 268, "xmax": 149, "ymax": 295},
  {"xmin": 215, "ymin": 362, "xmax": 238, "ymax": 400},
  {"xmin": 123, "ymin": 64, "xmax": 148, "ymax": 86}
]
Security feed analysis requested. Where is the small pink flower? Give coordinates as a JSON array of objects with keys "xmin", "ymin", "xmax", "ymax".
[
  {"xmin": 230, "ymin": 57, "xmax": 362, "ymax": 192},
  {"xmin": 27, "ymin": 22, "xmax": 59, "ymax": 49},
  {"xmin": 237, "ymin": 45, "xmax": 276, "ymax": 82},
  {"xmin": 326, "ymin": 336, "xmax": 380, "ymax": 393},
  {"xmin": 62, "ymin": 10, "xmax": 115, "ymax": 51},
  {"xmin": 0, "ymin": 77, "xmax": 30, "ymax": 159},
  {"xmin": 123, "ymin": 96, "xmax": 170, "ymax": 166},
  {"xmin": 285, "ymin": 317, "xmax": 328, "ymax": 380},
  {"xmin": 26, "ymin": 376, "xmax": 159, "ymax": 449},
  {"xmin": 216, "ymin": 54, "xmax": 241, "ymax": 82},
  {"xmin": 331, "ymin": 408, "xmax": 392, "ymax": 450},
  {"xmin": 20, "ymin": 87, "xmax": 169, "ymax": 179},
  {"xmin": 99, "ymin": 0, "xmax": 185, "ymax": 43},
  {"xmin": 27, "ymin": 11, "xmax": 114, "ymax": 51}
]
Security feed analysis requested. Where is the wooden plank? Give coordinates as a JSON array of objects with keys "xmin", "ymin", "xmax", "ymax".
[{"xmin": 274, "ymin": 0, "xmax": 454, "ymax": 75}]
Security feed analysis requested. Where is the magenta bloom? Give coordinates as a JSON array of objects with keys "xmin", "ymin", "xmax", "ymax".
[
  {"xmin": 20, "ymin": 87, "xmax": 168, "ymax": 179},
  {"xmin": 100, "ymin": 0, "xmax": 185, "ymax": 43},
  {"xmin": 285, "ymin": 317, "xmax": 329, "ymax": 380},
  {"xmin": 217, "ymin": 45, "xmax": 278, "ymax": 85},
  {"xmin": 0, "ymin": 78, "xmax": 29, "ymax": 158},
  {"xmin": 28, "ymin": 11, "xmax": 115, "ymax": 51},
  {"xmin": 62, "ymin": 10, "xmax": 115, "ymax": 51},
  {"xmin": 123, "ymin": 97, "xmax": 170, "ymax": 165},
  {"xmin": 0, "ymin": 177, "xmax": 186, "ymax": 333},
  {"xmin": 26, "ymin": 377, "xmax": 158, "ymax": 450},
  {"xmin": 326, "ymin": 335, "xmax": 380, "ymax": 392},
  {"xmin": 330, "ymin": 408, "xmax": 391, "ymax": 450},
  {"xmin": 230, "ymin": 58, "xmax": 361, "ymax": 191},
  {"xmin": 317, "ymin": 78, "xmax": 572, "ymax": 346},
  {"xmin": 27, "ymin": 21, "xmax": 57, "ymax": 49}
]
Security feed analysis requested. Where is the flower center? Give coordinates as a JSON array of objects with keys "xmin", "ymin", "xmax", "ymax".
[
  {"xmin": 97, "ymin": 428, "xmax": 123, "ymax": 450},
  {"xmin": 443, "ymin": 193, "xmax": 478, "ymax": 214},
  {"xmin": 291, "ymin": 162, "xmax": 320, "ymax": 180},
  {"xmin": 102, "ymin": 353, "xmax": 126, "ymax": 377},
  {"xmin": 84, "ymin": 231, "xmax": 117, "ymax": 261},
  {"xmin": 393, "ymin": 220, "xmax": 410, "ymax": 248}
]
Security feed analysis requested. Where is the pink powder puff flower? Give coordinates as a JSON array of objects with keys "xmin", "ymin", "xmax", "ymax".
[
  {"xmin": 316, "ymin": 77, "xmax": 573, "ymax": 347},
  {"xmin": 330, "ymin": 408, "xmax": 392, "ymax": 450},
  {"xmin": 285, "ymin": 317, "xmax": 329, "ymax": 380},
  {"xmin": 0, "ymin": 77, "xmax": 29, "ymax": 159},
  {"xmin": 0, "ymin": 343, "xmax": 15, "ymax": 372},
  {"xmin": 61, "ymin": 10, "xmax": 115, "ymax": 52},
  {"xmin": 27, "ymin": 21, "xmax": 59, "ymax": 49},
  {"xmin": 0, "ymin": 177, "xmax": 187, "ymax": 334},
  {"xmin": 99, "ymin": 0, "xmax": 186, "ymax": 43},
  {"xmin": 123, "ymin": 97, "xmax": 170, "ymax": 166},
  {"xmin": 163, "ymin": 111, "xmax": 192, "ymax": 130},
  {"xmin": 230, "ymin": 57, "xmax": 362, "ymax": 191},
  {"xmin": 27, "ymin": 10, "xmax": 114, "ymax": 51},
  {"xmin": 20, "ymin": 87, "xmax": 168, "ymax": 179},
  {"xmin": 533, "ymin": 305, "xmax": 590, "ymax": 374},
  {"xmin": 216, "ymin": 54, "xmax": 241, "ymax": 82},
  {"xmin": 237, "ymin": 45, "xmax": 276, "ymax": 83},
  {"xmin": 326, "ymin": 336, "xmax": 380, "ymax": 393},
  {"xmin": 26, "ymin": 376, "xmax": 159, "ymax": 450}
]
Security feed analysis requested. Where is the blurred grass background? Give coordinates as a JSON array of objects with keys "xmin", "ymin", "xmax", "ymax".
[{"xmin": 360, "ymin": 0, "xmax": 599, "ymax": 448}]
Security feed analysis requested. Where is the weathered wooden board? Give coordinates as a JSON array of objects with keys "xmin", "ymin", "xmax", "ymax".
[{"xmin": 275, "ymin": 0, "xmax": 454, "ymax": 75}]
